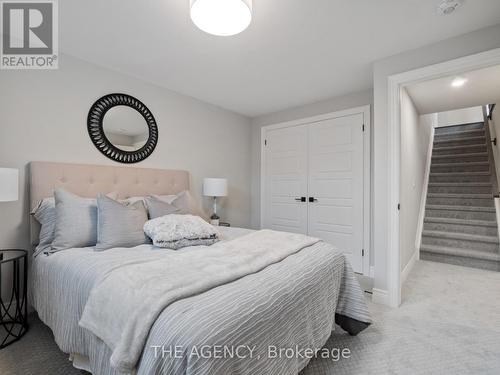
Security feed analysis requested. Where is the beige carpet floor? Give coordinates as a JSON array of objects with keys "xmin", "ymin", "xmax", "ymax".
[{"xmin": 1, "ymin": 260, "xmax": 500, "ymax": 374}]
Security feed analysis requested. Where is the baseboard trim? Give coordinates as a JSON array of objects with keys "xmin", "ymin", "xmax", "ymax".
[
  {"xmin": 495, "ymin": 198, "xmax": 500, "ymax": 240},
  {"xmin": 372, "ymin": 288, "xmax": 390, "ymax": 305},
  {"xmin": 401, "ymin": 250, "xmax": 418, "ymax": 286}
]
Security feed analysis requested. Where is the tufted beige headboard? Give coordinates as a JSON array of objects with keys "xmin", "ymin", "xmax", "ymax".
[{"xmin": 29, "ymin": 161, "xmax": 190, "ymax": 245}]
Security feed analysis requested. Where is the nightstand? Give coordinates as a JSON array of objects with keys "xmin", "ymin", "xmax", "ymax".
[{"xmin": 0, "ymin": 249, "xmax": 29, "ymax": 349}]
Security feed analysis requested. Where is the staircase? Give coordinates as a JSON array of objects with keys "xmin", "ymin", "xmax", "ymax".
[{"xmin": 420, "ymin": 121, "xmax": 500, "ymax": 272}]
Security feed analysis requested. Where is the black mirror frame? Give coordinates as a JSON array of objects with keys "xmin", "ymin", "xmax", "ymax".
[{"xmin": 87, "ymin": 93, "xmax": 159, "ymax": 164}]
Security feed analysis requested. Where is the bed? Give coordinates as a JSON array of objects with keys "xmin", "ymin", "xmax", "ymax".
[{"xmin": 28, "ymin": 161, "xmax": 372, "ymax": 375}]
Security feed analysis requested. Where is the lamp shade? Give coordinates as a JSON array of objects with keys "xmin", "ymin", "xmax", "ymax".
[
  {"xmin": 0, "ymin": 168, "xmax": 19, "ymax": 202},
  {"xmin": 203, "ymin": 178, "xmax": 228, "ymax": 197}
]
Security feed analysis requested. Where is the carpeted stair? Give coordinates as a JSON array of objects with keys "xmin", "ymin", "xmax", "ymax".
[{"xmin": 420, "ymin": 122, "xmax": 500, "ymax": 271}]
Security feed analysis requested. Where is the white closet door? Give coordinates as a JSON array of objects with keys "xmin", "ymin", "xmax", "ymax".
[
  {"xmin": 307, "ymin": 114, "xmax": 364, "ymax": 272},
  {"xmin": 264, "ymin": 125, "xmax": 308, "ymax": 234}
]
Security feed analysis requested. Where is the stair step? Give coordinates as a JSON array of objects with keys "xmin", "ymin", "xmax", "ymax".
[
  {"xmin": 427, "ymin": 193, "xmax": 492, "ymax": 199},
  {"xmin": 428, "ymin": 182, "xmax": 491, "ymax": 186},
  {"xmin": 432, "ymin": 144, "xmax": 487, "ymax": 156},
  {"xmin": 424, "ymin": 217, "xmax": 497, "ymax": 227},
  {"xmin": 427, "ymin": 195, "xmax": 494, "ymax": 207},
  {"xmin": 430, "ymin": 161, "xmax": 490, "ymax": 173},
  {"xmin": 431, "ymin": 161, "xmax": 489, "ymax": 168},
  {"xmin": 434, "ymin": 136, "xmax": 485, "ymax": 145},
  {"xmin": 422, "ymin": 230, "xmax": 499, "ymax": 243},
  {"xmin": 428, "ymin": 182, "xmax": 492, "ymax": 194},
  {"xmin": 433, "ymin": 129, "xmax": 485, "ymax": 141},
  {"xmin": 422, "ymin": 230, "xmax": 499, "ymax": 252},
  {"xmin": 420, "ymin": 249, "xmax": 500, "ymax": 271},
  {"xmin": 434, "ymin": 122, "xmax": 484, "ymax": 135},
  {"xmin": 430, "ymin": 171, "xmax": 490, "ymax": 176},
  {"xmin": 421, "ymin": 245, "xmax": 500, "ymax": 262},
  {"xmin": 426, "ymin": 205, "xmax": 496, "ymax": 221},
  {"xmin": 423, "ymin": 218, "xmax": 498, "ymax": 236},
  {"xmin": 432, "ymin": 152, "xmax": 489, "ymax": 163},
  {"xmin": 426, "ymin": 205, "xmax": 495, "ymax": 212},
  {"xmin": 429, "ymin": 171, "xmax": 491, "ymax": 183}
]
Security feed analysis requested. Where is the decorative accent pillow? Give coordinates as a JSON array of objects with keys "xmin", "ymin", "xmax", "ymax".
[
  {"xmin": 51, "ymin": 190, "xmax": 117, "ymax": 251},
  {"xmin": 153, "ymin": 194, "xmax": 178, "ymax": 204},
  {"xmin": 171, "ymin": 191, "xmax": 209, "ymax": 221},
  {"xmin": 95, "ymin": 195, "xmax": 149, "ymax": 251},
  {"xmin": 120, "ymin": 195, "xmax": 177, "ymax": 206},
  {"xmin": 144, "ymin": 196, "xmax": 179, "ymax": 219},
  {"xmin": 31, "ymin": 198, "xmax": 56, "ymax": 256}
]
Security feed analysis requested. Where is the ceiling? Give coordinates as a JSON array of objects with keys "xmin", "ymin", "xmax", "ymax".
[
  {"xmin": 407, "ymin": 64, "xmax": 500, "ymax": 114},
  {"xmin": 59, "ymin": 0, "xmax": 500, "ymax": 117}
]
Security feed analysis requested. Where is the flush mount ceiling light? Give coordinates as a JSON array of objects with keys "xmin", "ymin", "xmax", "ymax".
[
  {"xmin": 190, "ymin": 0, "xmax": 252, "ymax": 36},
  {"xmin": 451, "ymin": 77, "xmax": 467, "ymax": 88},
  {"xmin": 437, "ymin": 0, "xmax": 462, "ymax": 15}
]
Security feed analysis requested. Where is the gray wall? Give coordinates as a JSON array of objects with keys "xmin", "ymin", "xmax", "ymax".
[
  {"xmin": 372, "ymin": 23, "xmax": 500, "ymax": 293},
  {"xmin": 250, "ymin": 89, "xmax": 374, "ymax": 229},
  {"xmin": 0, "ymin": 54, "xmax": 252, "ymax": 253},
  {"xmin": 400, "ymin": 89, "xmax": 434, "ymax": 272}
]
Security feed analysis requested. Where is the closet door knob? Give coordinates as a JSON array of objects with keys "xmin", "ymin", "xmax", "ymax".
[
  {"xmin": 309, "ymin": 197, "xmax": 318, "ymax": 203},
  {"xmin": 295, "ymin": 197, "xmax": 306, "ymax": 202}
]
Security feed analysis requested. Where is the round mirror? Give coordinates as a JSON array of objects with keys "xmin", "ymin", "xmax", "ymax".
[
  {"xmin": 88, "ymin": 94, "xmax": 158, "ymax": 163},
  {"xmin": 103, "ymin": 106, "xmax": 149, "ymax": 152}
]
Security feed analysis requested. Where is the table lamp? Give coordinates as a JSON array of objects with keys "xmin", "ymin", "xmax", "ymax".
[
  {"xmin": 203, "ymin": 178, "xmax": 227, "ymax": 226},
  {"xmin": 0, "ymin": 168, "xmax": 18, "ymax": 261},
  {"xmin": 0, "ymin": 168, "xmax": 18, "ymax": 203}
]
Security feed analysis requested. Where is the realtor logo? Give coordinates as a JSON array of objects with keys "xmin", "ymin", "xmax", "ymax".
[{"xmin": 1, "ymin": 0, "xmax": 58, "ymax": 69}]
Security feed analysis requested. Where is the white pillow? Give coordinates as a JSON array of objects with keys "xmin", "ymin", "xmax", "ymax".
[
  {"xmin": 121, "ymin": 194, "xmax": 177, "ymax": 205},
  {"xmin": 168, "ymin": 191, "xmax": 209, "ymax": 222},
  {"xmin": 149, "ymin": 194, "xmax": 178, "ymax": 204}
]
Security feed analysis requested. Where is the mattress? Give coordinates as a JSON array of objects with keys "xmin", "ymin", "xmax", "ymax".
[{"xmin": 30, "ymin": 227, "xmax": 371, "ymax": 375}]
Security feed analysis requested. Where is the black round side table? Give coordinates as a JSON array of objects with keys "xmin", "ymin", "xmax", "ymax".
[{"xmin": 0, "ymin": 249, "xmax": 29, "ymax": 349}]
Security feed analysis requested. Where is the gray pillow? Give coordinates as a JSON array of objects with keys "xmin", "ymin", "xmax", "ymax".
[
  {"xmin": 32, "ymin": 198, "xmax": 56, "ymax": 256},
  {"xmin": 144, "ymin": 196, "xmax": 179, "ymax": 219},
  {"xmin": 95, "ymin": 195, "xmax": 149, "ymax": 251},
  {"xmin": 52, "ymin": 189, "xmax": 102, "ymax": 251},
  {"xmin": 171, "ymin": 191, "xmax": 209, "ymax": 222}
]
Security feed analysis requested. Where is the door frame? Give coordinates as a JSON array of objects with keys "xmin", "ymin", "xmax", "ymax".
[
  {"xmin": 260, "ymin": 105, "xmax": 371, "ymax": 276},
  {"xmin": 386, "ymin": 47, "xmax": 500, "ymax": 307}
]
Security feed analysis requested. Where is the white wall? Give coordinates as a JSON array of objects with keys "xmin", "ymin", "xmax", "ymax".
[
  {"xmin": 400, "ymin": 89, "xmax": 434, "ymax": 273},
  {"xmin": 250, "ymin": 89, "xmax": 373, "ymax": 229},
  {"xmin": 437, "ymin": 106, "xmax": 484, "ymax": 127},
  {"xmin": 0, "ymin": 54, "xmax": 252, "ymax": 254},
  {"xmin": 373, "ymin": 23, "xmax": 500, "ymax": 294}
]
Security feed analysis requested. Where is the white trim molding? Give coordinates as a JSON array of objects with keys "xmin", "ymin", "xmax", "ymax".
[
  {"xmin": 386, "ymin": 47, "xmax": 500, "ymax": 308},
  {"xmin": 401, "ymin": 249, "xmax": 418, "ymax": 286},
  {"xmin": 260, "ymin": 105, "xmax": 372, "ymax": 276},
  {"xmin": 495, "ymin": 198, "xmax": 500, "ymax": 241},
  {"xmin": 372, "ymin": 288, "xmax": 390, "ymax": 305}
]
